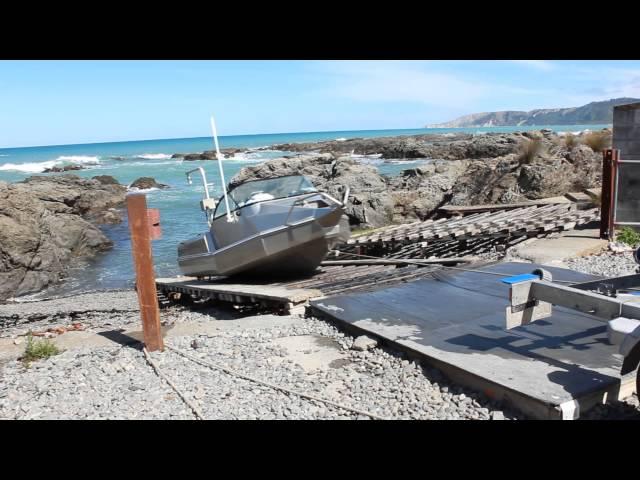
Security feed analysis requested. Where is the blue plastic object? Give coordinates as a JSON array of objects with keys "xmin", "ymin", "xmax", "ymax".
[{"xmin": 500, "ymin": 273, "xmax": 539, "ymax": 285}]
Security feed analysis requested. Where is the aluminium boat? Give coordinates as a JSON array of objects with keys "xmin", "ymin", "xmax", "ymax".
[
  {"xmin": 177, "ymin": 173, "xmax": 350, "ymax": 278},
  {"xmin": 176, "ymin": 116, "xmax": 350, "ymax": 279}
]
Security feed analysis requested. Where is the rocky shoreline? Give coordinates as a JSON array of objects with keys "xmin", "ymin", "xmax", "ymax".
[
  {"xmin": 0, "ymin": 175, "xmax": 129, "ymax": 302},
  {"xmin": 0, "ymin": 172, "xmax": 183, "ymax": 302},
  {"xmin": 229, "ymin": 129, "xmax": 606, "ymax": 228},
  {"xmin": 0, "ymin": 129, "xmax": 609, "ymax": 301}
]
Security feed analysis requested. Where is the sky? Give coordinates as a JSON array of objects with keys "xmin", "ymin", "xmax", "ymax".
[{"xmin": 1, "ymin": 60, "xmax": 640, "ymax": 148}]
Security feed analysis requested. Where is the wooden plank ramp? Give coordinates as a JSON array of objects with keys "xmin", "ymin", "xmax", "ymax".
[{"xmin": 338, "ymin": 204, "xmax": 600, "ymax": 260}]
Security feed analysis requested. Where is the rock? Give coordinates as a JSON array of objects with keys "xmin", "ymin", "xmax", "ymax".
[
  {"xmin": 128, "ymin": 177, "xmax": 169, "ymax": 190},
  {"xmin": 230, "ymin": 154, "xmax": 396, "ymax": 227},
  {"xmin": 43, "ymin": 165, "xmax": 84, "ymax": 173},
  {"xmin": 230, "ymin": 130, "xmax": 603, "ymax": 228},
  {"xmin": 190, "ymin": 339, "xmax": 203, "ymax": 349},
  {"xmin": 270, "ymin": 132, "xmax": 522, "ymax": 160},
  {"xmin": 182, "ymin": 152, "xmax": 218, "ymax": 161},
  {"xmin": 92, "ymin": 175, "xmax": 119, "ymax": 185},
  {"xmin": 491, "ymin": 411, "xmax": 505, "ymax": 420},
  {"xmin": 0, "ymin": 175, "xmax": 126, "ymax": 301},
  {"xmin": 205, "ymin": 148, "xmax": 243, "ymax": 158},
  {"xmin": 94, "ymin": 209, "xmax": 122, "ymax": 225},
  {"xmin": 351, "ymin": 335, "xmax": 378, "ymax": 351},
  {"xmin": 608, "ymin": 241, "xmax": 633, "ymax": 253}
]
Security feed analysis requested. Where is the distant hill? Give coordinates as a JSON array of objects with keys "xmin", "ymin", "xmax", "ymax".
[{"xmin": 428, "ymin": 98, "xmax": 640, "ymax": 128}]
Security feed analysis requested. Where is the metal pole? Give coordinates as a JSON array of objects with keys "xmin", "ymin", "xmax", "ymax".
[
  {"xmin": 610, "ymin": 149, "xmax": 620, "ymax": 238},
  {"xmin": 127, "ymin": 194, "xmax": 164, "ymax": 352},
  {"xmin": 210, "ymin": 115, "xmax": 233, "ymax": 222},
  {"xmin": 600, "ymin": 149, "xmax": 617, "ymax": 240}
]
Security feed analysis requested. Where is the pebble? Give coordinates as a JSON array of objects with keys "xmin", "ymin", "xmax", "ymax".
[
  {"xmin": 351, "ymin": 335, "xmax": 378, "ymax": 351},
  {"xmin": 565, "ymin": 251, "xmax": 638, "ymax": 278}
]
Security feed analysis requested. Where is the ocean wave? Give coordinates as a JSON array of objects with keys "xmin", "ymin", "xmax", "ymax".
[
  {"xmin": 56, "ymin": 155, "xmax": 101, "ymax": 164},
  {"xmin": 127, "ymin": 187, "xmax": 160, "ymax": 194},
  {"xmin": 557, "ymin": 130, "xmax": 583, "ymax": 137},
  {"xmin": 0, "ymin": 154, "xmax": 8, "ymax": 157},
  {"xmin": 0, "ymin": 160, "xmax": 59, "ymax": 173},
  {"xmin": 335, "ymin": 138, "xmax": 347, "ymax": 142},
  {"xmin": 129, "ymin": 160, "xmax": 179, "ymax": 166},
  {"xmin": 224, "ymin": 152, "xmax": 266, "ymax": 162},
  {"xmin": 136, "ymin": 153, "xmax": 172, "ymax": 160},
  {"xmin": 0, "ymin": 154, "xmax": 101, "ymax": 173},
  {"xmin": 378, "ymin": 159, "xmax": 430, "ymax": 165},
  {"xmin": 385, "ymin": 160, "xmax": 424, "ymax": 165}
]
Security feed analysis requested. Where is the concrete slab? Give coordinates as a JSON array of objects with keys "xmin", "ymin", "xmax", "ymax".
[
  {"xmin": 509, "ymin": 226, "xmax": 607, "ymax": 265},
  {"xmin": 309, "ymin": 262, "xmax": 635, "ymax": 420}
]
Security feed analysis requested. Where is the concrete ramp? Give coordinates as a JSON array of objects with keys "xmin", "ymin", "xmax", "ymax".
[{"xmin": 309, "ymin": 262, "xmax": 636, "ymax": 419}]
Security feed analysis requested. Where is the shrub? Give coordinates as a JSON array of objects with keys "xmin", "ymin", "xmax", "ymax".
[
  {"xmin": 21, "ymin": 332, "xmax": 61, "ymax": 363},
  {"xmin": 583, "ymin": 131, "xmax": 611, "ymax": 152},
  {"xmin": 518, "ymin": 138, "xmax": 544, "ymax": 165},
  {"xmin": 616, "ymin": 226, "xmax": 640, "ymax": 247}
]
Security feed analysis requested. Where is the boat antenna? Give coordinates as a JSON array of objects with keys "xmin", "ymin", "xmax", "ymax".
[{"xmin": 210, "ymin": 115, "xmax": 234, "ymax": 222}]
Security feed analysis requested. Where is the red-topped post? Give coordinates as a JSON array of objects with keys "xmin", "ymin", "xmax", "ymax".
[{"xmin": 127, "ymin": 194, "xmax": 164, "ymax": 352}]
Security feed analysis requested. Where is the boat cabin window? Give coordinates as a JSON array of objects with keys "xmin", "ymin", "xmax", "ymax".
[{"xmin": 214, "ymin": 175, "xmax": 317, "ymax": 218}]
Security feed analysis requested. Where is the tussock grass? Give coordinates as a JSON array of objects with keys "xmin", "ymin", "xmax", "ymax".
[
  {"xmin": 583, "ymin": 131, "xmax": 611, "ymax": 152},
  {"xmin": 564, "ymin": 133, "xmax": 579, "ymax": 150},
  {"xmin": 21, "ymin": 332, "xmax": 61, "ymax": 364},
  {"xmin": 517, "ymin": 138, "xmax": 544, "ymax": 165}
]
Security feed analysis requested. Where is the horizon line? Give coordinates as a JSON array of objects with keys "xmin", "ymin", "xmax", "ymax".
[
  {"xmin": 0, "ymin": 123, "xmax": 614, "ymax": 151},
  {"xmin": 0, "ymin": 126, "xmax": 430, "ymax": 150}
]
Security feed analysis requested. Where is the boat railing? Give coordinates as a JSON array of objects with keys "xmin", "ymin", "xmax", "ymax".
[{"xmin": 284, "ymin": 192, "xmax": 323, "ymax": 226}]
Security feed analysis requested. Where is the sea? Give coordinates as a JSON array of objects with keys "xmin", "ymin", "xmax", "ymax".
[{"xmin": 0, "ymin": 124, "xmax": 609, "ymax": 299}]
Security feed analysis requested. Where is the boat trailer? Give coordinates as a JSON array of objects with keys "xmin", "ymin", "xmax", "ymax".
[{"xmin": 501, "ymin": 248, "xmax": 640, "ymax": 394}]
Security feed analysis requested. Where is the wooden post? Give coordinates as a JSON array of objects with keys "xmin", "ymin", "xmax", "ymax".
[
  {"xmin": 127, "ymin": 194, "xmax": 164, "ymax": 352},
  {"xmin": 600, "ymin": 149, "xmax": 618, "ymax": 240}
]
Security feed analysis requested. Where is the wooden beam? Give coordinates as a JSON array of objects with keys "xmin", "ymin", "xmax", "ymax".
[
  {"xmin": 437, "ymin": 201, "xmax": 564, "ymax": 216},
  {"xmin": 321, "ymin": 258, "xmax": 474, "ymax": 267},
  {"xmin": 127, "ymin": 194, "xmax": 164, "ymax": 352}
]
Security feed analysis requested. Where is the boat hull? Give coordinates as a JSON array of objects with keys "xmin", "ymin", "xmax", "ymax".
[{"xmin": 178, "ymin": 209, "xmax": 349, "ymax": 278}]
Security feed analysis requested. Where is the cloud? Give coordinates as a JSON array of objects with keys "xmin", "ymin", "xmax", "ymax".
[
  {"xmin": 510, "ymin": 60, "xmax": 555, "ymax": 71},
  {"xmin": 568, "ymin": 65, "xmax": 640, "ymax": 101},
  {"xmin": 310, "ymin": 61, "xmax": 490, "ymax": 109}
]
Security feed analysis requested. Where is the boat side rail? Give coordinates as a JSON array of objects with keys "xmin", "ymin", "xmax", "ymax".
[{"xmin": 284, "ymin": 193, "xmax": 323, "ymax": 226}]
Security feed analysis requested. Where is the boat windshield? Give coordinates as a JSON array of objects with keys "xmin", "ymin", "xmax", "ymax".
[{"xmin": 229, "ymin": 175, "xmax": 318, "ymax": 208}]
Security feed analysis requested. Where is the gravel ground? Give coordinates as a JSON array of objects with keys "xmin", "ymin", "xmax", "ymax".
[
  {"xmin": 565, "ymin": 251, "xmax": 639, "ymax": 277},
  {"xmin": 0, "ymin": 311, "xmax": 522, "ymax": 420},
  {"xmin": 1, "ymin": 282, "xmax": 638, "ymax": 420},
  {"xmin": 0, "ymin": 292, "xmax": 240, "ymax": 339}
]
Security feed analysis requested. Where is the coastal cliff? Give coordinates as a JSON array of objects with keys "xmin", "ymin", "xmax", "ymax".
[{"xmin": 428, "ymin": 98, "xmax": 638, "ymax": 128}]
